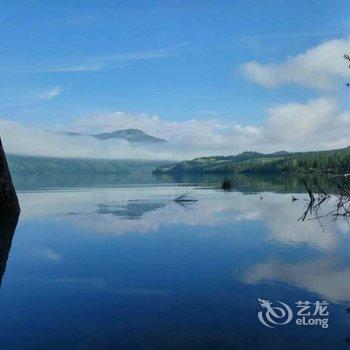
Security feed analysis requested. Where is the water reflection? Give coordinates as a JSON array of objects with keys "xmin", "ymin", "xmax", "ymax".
[
  {"xmin": 0, "ymin": 213, "xmax": 18, "ymax": 286},
  {"xmin": 245, "ymin": 259, "xmax": 350, "ymax": 303},
  {"xmin": 2, "ymin": 178, "xmax": 350, "ymax": 349},
  {"xmin": 15, "ymin": 186, "xmax": 350, "ymax": 305},
  {"xmin": 17, "ymin": 188, "xmax": 345, "ymax": 249},
  {"xmin": 97, "ymin": 200, "xmax": 166, "ymax": 220},
  {"xmin": 12, "ymin": 172, "xmax": 339, "ymax": 193}
]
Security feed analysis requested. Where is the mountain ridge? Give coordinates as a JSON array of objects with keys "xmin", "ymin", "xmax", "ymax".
[
  {"xmin": 153, "ymin": 146, "xmax": 350, "ymax": 175},
  {"xmin": 61, "ymin": 128, "xmax": 166, "ymax": 144}
]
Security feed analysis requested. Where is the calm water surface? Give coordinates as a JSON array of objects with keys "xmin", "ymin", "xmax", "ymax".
[{"xmin": 1, "ymin": 175, "xmax": 350, "ymax": 349}]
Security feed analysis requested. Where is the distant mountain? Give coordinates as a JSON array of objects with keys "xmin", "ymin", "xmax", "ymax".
[
  {"xmin": 153, "ymin": 147, "xmax": 350, "ymax": 175},
  {"xmin": 93, "ymin": 128, "xmax": 166, "ymax": 143},
  {"xmin": 62, "ymin": 128, "xmax": 166, "ymax": 144}
]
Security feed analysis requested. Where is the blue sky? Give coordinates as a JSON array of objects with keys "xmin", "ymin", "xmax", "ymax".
[
  {"xmin": 0, "ymin": 1, "xmax": 350, "ymax": 159},
  {"xmin": 0, "ymin": 0, "xmax": 349, "ymax": 125}
]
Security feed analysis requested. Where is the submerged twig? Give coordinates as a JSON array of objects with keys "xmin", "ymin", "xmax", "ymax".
[
  {"xmin": 174, "ymin": 193, "xmax": 198, "ymax": 203},
  {"xmin": 298, "ymin": 176, "xmax": 350, "ymax": 222},
  {"xmin": 298, "ymin": 177, "xmax": 315, "ymax": 221}
]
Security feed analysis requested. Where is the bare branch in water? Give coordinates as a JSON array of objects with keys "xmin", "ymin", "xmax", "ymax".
[{"xmin": 298, "ymin": 176, "xmax": 350, "ymax": 222}]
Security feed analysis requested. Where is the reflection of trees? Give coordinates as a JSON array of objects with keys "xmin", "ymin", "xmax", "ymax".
[
  {"xmin": 0, "ymin": 213, "xmax": 18, "ymax": 287},
  {"xmin": 155, "ymin": 173, "xmax": 342, "ymax": 194}
]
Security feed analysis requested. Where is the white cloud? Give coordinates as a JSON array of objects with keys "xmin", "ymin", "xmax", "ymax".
[
  {"xmin": 36, "ymin": 86, "xmax": 62, "ymax": 100},
  {"xmin": 0, "ymin": 96, "xmax": 349, "ymax": 160},
  {"xmin": 268, "ymin": 97, "xmax": 350, "ymax": 150},
  {"xmin": 1, "ymin": 86, "xmax": 62, "ymax": 108},
  {"xmin": 72, "ymin": 96, "xmax": 350, "ymax": 154},
  {"xmin": 242, "ymin": 38, "xmax": 350, "ymax": 90},
  {"xmin": 0, "ymin": 44, "xmax": 186, "ymax": 73},
  {"xmin": 0, "ymin": 119, "xmax": 176, "ymax": 160},
  {"xmin": 40, "ymin": 62, "xmax": 106, "ymax": 73}
]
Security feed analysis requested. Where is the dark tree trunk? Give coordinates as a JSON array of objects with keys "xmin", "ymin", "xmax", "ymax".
[{"xmin": 0, "ymin": 138, "xmax": 20, "ymax": 214}]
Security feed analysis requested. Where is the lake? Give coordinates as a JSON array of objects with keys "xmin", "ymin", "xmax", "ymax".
[{"xmin": 1, "ymin": 174, "xmax": 350, "ymax": 349}]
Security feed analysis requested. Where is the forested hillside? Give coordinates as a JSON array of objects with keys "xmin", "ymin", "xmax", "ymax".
[
  {"xmin": 153, "ymin": 147, "xmax": 350, "ymax": 175},
  {"xmin": 8, "ymin": 155, "xmax": 169, "ymax": 175}
]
